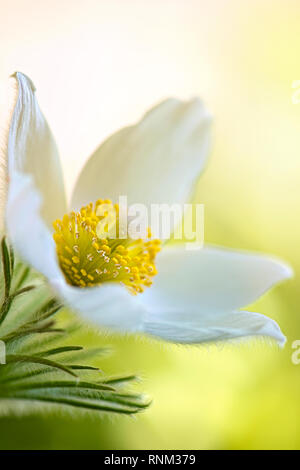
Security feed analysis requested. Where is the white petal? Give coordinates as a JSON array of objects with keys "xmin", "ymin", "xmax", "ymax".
[
  {"xmin": 141, "ymin": 245, "xmax": 292, "ymax": 315},
  {"xmin": 6, "ymin": 169, "xmax": 144, "ymax": 333},
  {"xmin": 7, "ymin": 72, "xmax": 66, "ymax": 226},
  {"xmin": 51, "ymin": 278, "xmax": 146, "ymax": 332},
  {"xmin": 71, "ymin": 99, "xmax": 211, "ymax": 229},
  {"xmin": 6, "ymin": 171, "xmax": 62, "ymax": 280},
  {"xmin": 6, "ymin": 171, "xmax": 145, "ymax": 333},
  {"xmin": 144, "ymin": 309, "xmax": 286, "ymax": 345},
  {"xmin": 0, "ymin": 76, "xmax": 18, "ymax": 233}
]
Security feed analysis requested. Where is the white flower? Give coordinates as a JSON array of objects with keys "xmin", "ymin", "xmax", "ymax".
[{"xmin": 3, "ymin": 72, "xmax": 292, "ymax": 345}]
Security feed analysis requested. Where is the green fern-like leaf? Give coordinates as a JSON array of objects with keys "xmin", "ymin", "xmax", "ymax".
[{"xmin": 0, "ymin": 237, "xmax": 149, "ymax": 417}]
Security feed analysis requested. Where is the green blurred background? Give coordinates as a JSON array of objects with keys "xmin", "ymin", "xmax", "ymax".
[{"xmin": 0, "ymin": 0, "xmax": 300, "ymax": 449}]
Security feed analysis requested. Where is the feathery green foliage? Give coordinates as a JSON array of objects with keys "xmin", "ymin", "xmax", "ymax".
[{"xmin": 0, "ymin": 237, "xmax": 149, "ymax": 417}]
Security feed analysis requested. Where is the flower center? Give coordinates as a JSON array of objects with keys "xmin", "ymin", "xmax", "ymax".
[{"xmin": 52, "ymin": 200, "xmax": 161, "ymax": 294}]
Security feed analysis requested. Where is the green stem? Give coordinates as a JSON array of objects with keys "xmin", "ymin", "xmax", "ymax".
[{"xmin": 1, "ymin": 237, "xmax": 11, "ymax": 298}]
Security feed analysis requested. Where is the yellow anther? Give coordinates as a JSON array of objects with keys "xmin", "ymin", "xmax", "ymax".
[
  {"xmin": 62, "ymin": 214, "xmax": 69, "ymax": 226},
  {"xmin": 53, "ymin": 220, "xmax": 61, "ymax": 231},
  {"xmin": 53, "ymin": 199, "xmax": 159, "ymax": 294},
  {"xmin": 53, "ymin": 232, "xmax": 63, "ymax": 243}
]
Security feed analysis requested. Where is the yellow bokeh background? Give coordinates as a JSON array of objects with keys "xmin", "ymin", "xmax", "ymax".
[{"xmin": 0, "ymin": 0, "xmax": 300, "ymax": 449}]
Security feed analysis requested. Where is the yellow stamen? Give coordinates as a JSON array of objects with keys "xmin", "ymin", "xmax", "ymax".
[{"xmin": 52, "ymin": 200, "xmax": 161, "ymax": 294}]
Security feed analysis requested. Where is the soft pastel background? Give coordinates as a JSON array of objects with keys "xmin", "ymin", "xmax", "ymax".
[{"xmin": 0, "ymin": 0, "xmax": 299, "ymax": 449}]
